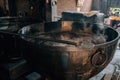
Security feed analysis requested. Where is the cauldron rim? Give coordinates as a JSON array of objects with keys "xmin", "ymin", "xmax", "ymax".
[
  {"xmin": 18, "ymin": 22, "xmax": 119, "ymax": 48},
  {"xmin": 95, "ymin": 26, "xmax": 119, "ymax": 47}
]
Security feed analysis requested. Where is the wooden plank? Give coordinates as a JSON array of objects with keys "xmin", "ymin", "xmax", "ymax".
[
  {"xmin": 104, "ymin": 74, "xmax": 114, "ymax": 80},
  {"xmin": 89, "ymin": 73, "xmax": 105, "ymax": 80},
  {"xmin": 103, "ymin": 64, "xmax": 115, "ymax": 80}
]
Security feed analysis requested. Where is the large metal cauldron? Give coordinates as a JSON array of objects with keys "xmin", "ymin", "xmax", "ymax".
[
  {"xmin": 0, "ymin": 16, "xmax": 43, "ymax": 62},
  {"xmin": 19, "ymin": 21, "xmax": 119, "ymax": 80},
  {"xmin": 0, "ymin": 17, "xmax": 23, "ymax": 62}
]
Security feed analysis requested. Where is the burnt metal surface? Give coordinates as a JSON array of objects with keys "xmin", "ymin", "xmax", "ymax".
[{"xmin": 18, "ymin": 21, "xmax": 119, "ymax": 80}]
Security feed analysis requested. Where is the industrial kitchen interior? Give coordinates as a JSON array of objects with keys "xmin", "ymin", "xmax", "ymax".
[{"xmin": 0, "ymin": 0, "xmax": 120, "ymax": 80}]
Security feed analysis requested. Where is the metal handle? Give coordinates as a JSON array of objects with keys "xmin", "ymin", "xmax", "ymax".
[{"xmin": 91, "ymin": 48, "xmax": 108, "ymax": 67}]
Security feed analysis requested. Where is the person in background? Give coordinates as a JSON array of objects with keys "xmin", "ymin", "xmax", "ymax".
[
  {"xmin": 104, "ymin": 14, "xmax": 111, "ymax": 27},
  {"xmin": 108, "ymin": 9, "xmax": 113, "ymax": 16}
]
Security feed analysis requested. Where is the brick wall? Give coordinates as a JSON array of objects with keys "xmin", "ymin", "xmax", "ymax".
[
  {"xmin": 0, "ymin": 0, "xmax": 4, "ymax": 9},
  {"xmin": 57, "ymin": 0, "xmax": 76, "ymax": 16},
  {"xmin": 57, "ymin": 0, "xmax": 92, "ymax": 16}
]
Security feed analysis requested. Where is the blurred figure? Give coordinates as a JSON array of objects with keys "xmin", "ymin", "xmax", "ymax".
[
  {"xmin": 104, "ymin": 14, "xmax": 111, "ymax": 26},
  {"xmin": 116, "ymin": 24, "xmax": 120, "ymax": 49},
  {"xmin": 108, "ymin": 9, "xmax": 113, "ymax": 16}
]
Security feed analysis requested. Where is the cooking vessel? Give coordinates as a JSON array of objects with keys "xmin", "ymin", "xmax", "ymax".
[
  {"xmin": 0, "ymin": 31, "xmax": 23, "ymax": 62},
  {"xmin": 0, "ymin": 16, "xmax": 25, "ymax": 62},
  {"xmin": 18, "ymin": 21, "xmax": 119, "ymax": 80},
  {"xmin": 0, "ymin": 16, "xmax": 43, "ymax": 31},
  {"xmin": 0, "ymin": 16, "xmax": 49, "ymax": 62}
]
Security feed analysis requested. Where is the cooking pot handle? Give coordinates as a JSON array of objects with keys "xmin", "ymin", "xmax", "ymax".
[{"xmin": 91, "ymin": 48, "xmax": 108, "ymax": 67}]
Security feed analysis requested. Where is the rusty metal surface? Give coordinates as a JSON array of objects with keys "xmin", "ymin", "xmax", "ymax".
[{"xmin": 18, "ymin": 21, "xmax": 119, "ymax": 80}]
